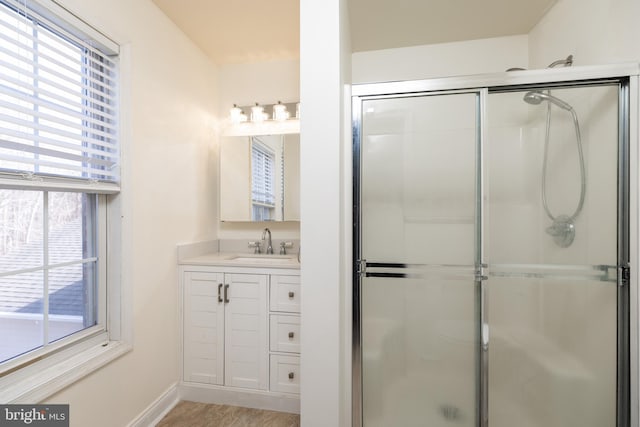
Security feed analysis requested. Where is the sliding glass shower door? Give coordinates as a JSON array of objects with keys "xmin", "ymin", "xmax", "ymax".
[
  {"xmin": 353, "ymin": 72, "xmax": 632, "ymax": 427},
  {"xmin": 358, "ymin": 92, "xmax": 481, "ymax": 427},
  {"xmin": 485, "ymin": 84, "xmax": 621, "ymax": 427}
]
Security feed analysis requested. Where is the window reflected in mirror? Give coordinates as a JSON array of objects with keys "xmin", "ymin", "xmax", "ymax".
[
  {"xmin": 220, "ymin": 134, "xmax": 299, "ymax": 222},
  {"xmin": 251, "ymin": 136, "xmax": 279, "ymax": 221}
]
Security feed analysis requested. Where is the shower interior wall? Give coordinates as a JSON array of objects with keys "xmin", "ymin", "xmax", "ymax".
[{"xmin": 361, "ymin": 83, "xmax": 619, "ymax": 426}]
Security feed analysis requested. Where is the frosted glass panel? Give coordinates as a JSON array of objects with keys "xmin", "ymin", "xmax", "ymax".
[
  {"xmin": 361, "ymin": 93, "xmax": 477, "ymax": 265},
  {"xmin": 362, "ymin": 277, "xmax": 476, "ymax": 427},
  {"xmin": 487, "ymin": 276, "xmax": 616, "ymax": 427},
  {"xmin": 360, "ymin": 92, "xmax": 479, "ymax": 426},
  {"xmin": 485, "ymin": 85, "xmax": 619, "ymax": 265},
  {"xmin": 485, "ymin": 84, "xmax": 619, "ymax": 427}
]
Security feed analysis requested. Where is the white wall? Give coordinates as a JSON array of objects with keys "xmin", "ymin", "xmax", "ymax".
[
  {"xmin": 300, "ymin": 0, "xmax": 351, "ymax": 425},
  {"xmin": 42, "ymin": 1, "xmax": 219, "ymax": 426},
  {"xmin": 217, "ymin": 59, "xmax": 301, "ymax": 241},
  {"xmin": 352, "ymin": 35, "xmax": 529, "ymax": 83},
  {"xmin": 217, "ymin": 59, "xmax": 299, "ymax": 110},
  {"xmin": 529, "ymin": 0, "xmax": 640, "ymax": 68}
]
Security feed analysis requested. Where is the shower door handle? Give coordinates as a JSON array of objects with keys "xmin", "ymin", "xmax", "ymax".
[{"xmin": 360, "ymin": 261, "xmax": 476, "ymax": 281}]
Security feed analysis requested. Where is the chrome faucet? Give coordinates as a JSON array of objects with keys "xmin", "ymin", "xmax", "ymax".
[{"xmin": 262, "ymin": 228, "xmax": 273, "ymax": 254}]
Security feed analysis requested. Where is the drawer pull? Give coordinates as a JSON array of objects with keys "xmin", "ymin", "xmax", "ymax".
[
  {"xmin": 288, "ymin": 331, "xmax": 295, "ymax": 339},
  {"xmin": 224, "ymin": 284, "xmax": 230, "ymax": 303},
  {"xmin": 288, "ymin": 372, "xmax": 295, "ymax": 380},
  {"xmin": 288, "ymin": 291, "xmax": 295, "ymax": 299},
  {"xmin": 217, "ymin": 283, "xmax": 223, "ymax": 303}
]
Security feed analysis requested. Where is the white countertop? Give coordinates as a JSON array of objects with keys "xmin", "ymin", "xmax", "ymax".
[{"xmin": 179, "ymin": 252, "xmax": 300, "ymax": 270}]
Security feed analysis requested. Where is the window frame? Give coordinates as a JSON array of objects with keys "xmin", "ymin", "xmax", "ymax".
[
  {"xmin": 0, "ymin": 0, "xmax": 129, "ymax": 403},
  {"xmin": 0, "ymin": 0, "xmax": 119, "ymax": 189},
  {"xmin": 0, "ymin": 191, "xmax": 129, "ymax": 403},
  {"xmin": 0, "ymin": 191, "xmax": 107, "ymax": 371}
]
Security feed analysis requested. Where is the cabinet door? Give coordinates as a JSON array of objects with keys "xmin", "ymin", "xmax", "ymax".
[
  {"xmin": 224, "ymin": 273, "xmax": 269, "ymax": 390},
  {"xmin": 183, "ymin": 271, "xmax": 225, "ymax": 385}
]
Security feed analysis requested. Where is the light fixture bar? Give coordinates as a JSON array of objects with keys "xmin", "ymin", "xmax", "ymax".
[{"xmin": 229, "ymin": 101, "xmax": 299, "ymax": 124}]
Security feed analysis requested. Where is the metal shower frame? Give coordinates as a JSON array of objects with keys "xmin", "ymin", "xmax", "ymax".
[{"xmin": 351, "ymin": 63, "xmax": 640, "ymax": 427}]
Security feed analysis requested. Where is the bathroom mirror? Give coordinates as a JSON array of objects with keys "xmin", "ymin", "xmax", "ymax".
[{"xmin": 220, "ymin": 134, "xmax": 300, "ymax": 222}]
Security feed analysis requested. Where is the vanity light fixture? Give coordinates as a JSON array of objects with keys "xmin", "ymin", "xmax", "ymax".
[{"xmin": 225, "ymin": 101, "xmax": 300, "ymax": 136}]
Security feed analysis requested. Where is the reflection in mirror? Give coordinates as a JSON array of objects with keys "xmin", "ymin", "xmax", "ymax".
[
  {"xmin": 251, "ymin": 135, "xmax": 281, "ymax": 221},
  {"xmin": 220, "ymin": 134, "xmax": 299, "ymax": 222}
]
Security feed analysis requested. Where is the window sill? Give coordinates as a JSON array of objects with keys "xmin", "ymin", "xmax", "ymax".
[{"xmin": 0, "ymin": 339, "xmax": 131, "ymax": 403}]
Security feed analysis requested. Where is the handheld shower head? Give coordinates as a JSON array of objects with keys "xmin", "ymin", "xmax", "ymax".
[
  {"xmin": 523, "ymin": 91, "xmax": 544, "ymax": 105},
  {"xmin": 523, "ymin": 91, "xmax": 573, "ymax": 111}
]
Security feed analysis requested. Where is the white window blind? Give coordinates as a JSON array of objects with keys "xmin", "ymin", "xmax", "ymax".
[
  {"xmin": 0, "ymin": 0, "xmax": 119, "ymax": 192},
  {"xmin": 252, "ymin": 139, "xmax": 275, "ymax": 207}
]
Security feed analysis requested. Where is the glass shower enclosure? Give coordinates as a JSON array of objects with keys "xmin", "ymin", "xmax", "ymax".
[{"xmin": 352, "ymin": 65, "xmax": 639, "ymax": 427}]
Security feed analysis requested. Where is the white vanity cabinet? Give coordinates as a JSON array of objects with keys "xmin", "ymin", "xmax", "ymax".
[
  {"xmin": 179, "ymin": 259, "xmax": 300, "ymax": 413},
  {"xmin": 183, "ymin": 271, "xmax": 268, "ymax": 389}
]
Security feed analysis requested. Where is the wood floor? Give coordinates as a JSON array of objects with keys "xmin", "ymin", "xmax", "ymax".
[{"xmin": 157, "ymin": 401, "xmax": 300, "ymax": 427}]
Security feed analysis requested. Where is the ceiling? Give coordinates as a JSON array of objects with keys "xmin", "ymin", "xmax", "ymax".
[
  {"xmin": 152, "ymin": 0, "xmax": 557, "ymax": 65},
  {"xmin": 152, "ymin": 0, "xmax": 300, "ymax": 65},
  {"xmin": 349, "ymin": 0, "xmax": 557, "ymax": 52}
]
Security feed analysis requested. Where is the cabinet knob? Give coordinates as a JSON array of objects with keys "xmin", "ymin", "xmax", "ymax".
[
  {"xmin": 288, "ymin": 372, "xmax": 295, "ymax": 380},
  {"xmin": 288, "ymin": 291, "xmax": 295, "ymax": 299},
  {"xmin": 288, "ymin": 331, "xmax": 295, "ymax": 339}
]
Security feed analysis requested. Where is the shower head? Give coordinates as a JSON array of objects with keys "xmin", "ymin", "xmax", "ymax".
[
  {"xmin": 523, "ymin": 91, "xmax": 573, "ymax": 111},
  {"xmin": 548, "ymin": 54, "xmax": 574, "ymax": 68}
]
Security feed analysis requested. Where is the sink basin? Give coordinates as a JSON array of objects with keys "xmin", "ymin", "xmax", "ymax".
[{"xmin": 226, "ymin": 255, "xmax": 297, "ymax": 265}]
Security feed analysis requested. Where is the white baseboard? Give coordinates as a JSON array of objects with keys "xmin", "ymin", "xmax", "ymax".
[
  {"xmin": 127, "ymin": 383, "xmax": 180, "ymax": 427},
  {"xmin": 179, "ymin": 382, "xmax": 300, "ymax": 414}
]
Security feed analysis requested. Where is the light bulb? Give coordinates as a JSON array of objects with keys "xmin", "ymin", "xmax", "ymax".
[
  {"xmin": 251, "ymin": 103, "xmax": 265, "ymax": 123},
  {"xmin": 230, "ymin": 104, "xmax": 243, "ymax": 124},
  {"xmin": 273, "ymin": 101, "xmax": 290, "ymax": 121}
]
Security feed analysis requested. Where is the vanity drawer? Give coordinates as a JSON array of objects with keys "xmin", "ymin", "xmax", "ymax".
[
  {"xmin": 270, "ymin": 315, "xmax": 300, "ymax": 353},
  {"xmin": 270, "ymin": 275, "xmax": 300, "ymax": 313},
  {"xmin": 270, "ymin": 354, "xmax": 300, "ymax": 394}
]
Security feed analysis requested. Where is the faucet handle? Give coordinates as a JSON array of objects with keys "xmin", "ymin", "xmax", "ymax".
[
  {"xmin": 248, "ymin": 241, "xmax": 261, "ymax": 254},
  {"xmin": 279, "ymin": 241, "xmax": 294, "ymax": 255}
]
